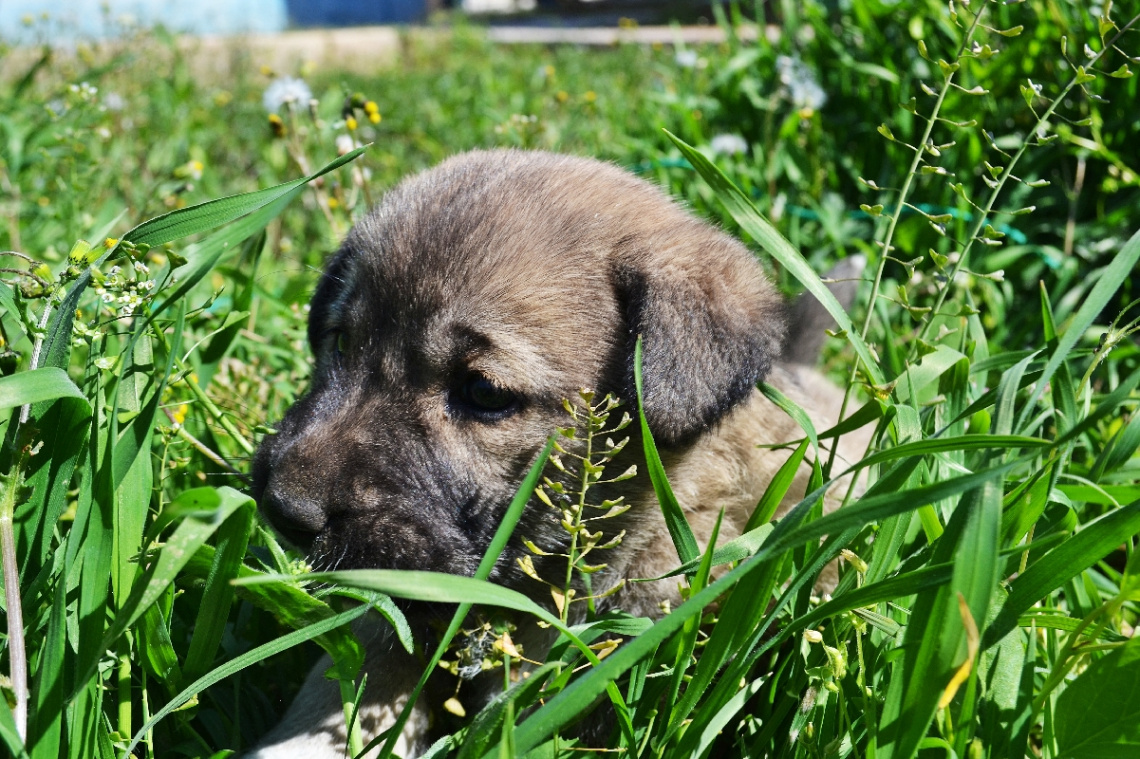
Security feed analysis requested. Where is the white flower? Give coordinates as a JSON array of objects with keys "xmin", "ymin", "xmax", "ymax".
[
  {"xmin": 263, "ymin": 77, "xmax": 313, "ymax": 114},
  {"xmin": 674, "ymin": 49, "xmax": 699, "ymax": 68},
  {"xmin": 776, "ymin": 55, "xmax": 827, "ymax": 111},
  {"xmin": 335, "ymin": 134, "xmax": 355, "ymax": 156},
  {"xmin": 103, "ymin": 92, "xmax": 125, "ymax": 112},
  {"xmin": 709, "ymin": 134, "xmax": 749, "ymax": 156}
]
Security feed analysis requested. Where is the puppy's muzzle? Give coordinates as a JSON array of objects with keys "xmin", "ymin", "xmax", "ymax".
[{"xmin": 258, "ymin": 487, "xmax": 327, "ymax": 551}]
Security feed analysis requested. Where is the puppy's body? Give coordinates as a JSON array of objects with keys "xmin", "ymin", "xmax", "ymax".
[{"xmin": 249, "ymin": 151, "xmax": 864, "ymax": 757}]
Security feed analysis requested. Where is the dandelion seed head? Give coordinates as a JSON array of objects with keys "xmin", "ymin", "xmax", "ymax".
[
  {"xmin": 675, "ymin": 49, "xmax": 699, "ymax": 68},
  {"xmin": 777, "ymin": 55, "xmax": 828, "ymax": 111},
  {"xmin": 709, "ymin": 134, "xmax": 749, "ymax": 156},
  {"xmin": 263, "ymin": 76, "xmax": 313, "ymax": 114}
]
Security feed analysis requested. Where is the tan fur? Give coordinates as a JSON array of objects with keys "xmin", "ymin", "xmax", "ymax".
[{"xmin": 248, "ymin": 150, "xmax": 866, "ymax": 758}]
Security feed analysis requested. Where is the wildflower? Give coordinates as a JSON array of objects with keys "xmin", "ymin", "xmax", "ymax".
[
  {"xmin": 262, "ymin": 76, "xmax": 312, "ymax": 113},
  {"xmin": 709, "ymin": 134, "xmax": 748, "ymax": 156},
  {"xmin": 103, "ymin": 92, "xmax": 125, "ymax": 111},
  {"xmin": 776, "ymin": 55, "xmax": 827, "ymax": 112},
  {"xmin": 268, "ymin": 113, "xmax": 286, "ymax": 138},
  {"xmin": 675, "ymin": 49, "xmax": 699, "ymax": 68},
  {"xmin": 335, "ymin": 134, "xmax": 355, "ymax": 156},
  {"xmin": 583, "ymin": 91, "xmax": 596, "ymax": 104},
  {"xmin": 104, "ymin": 238, "xmax": 118, "ymax": 250},
  {"xmin": 364, "ymin": 100, "xmax": 381, "ymax": 124},
  {"xmin": 171, "ymin": 404, "xmax": 189, "ymax": 426},
  {"xmin": 345, "ymin": 116, "xmax": 358, "ymax": 131}
]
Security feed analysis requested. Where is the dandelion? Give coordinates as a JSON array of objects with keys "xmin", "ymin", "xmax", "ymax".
[
  {"xmin": 776, "ymin": 55, "xmax": 827, "ymax": 112},
  {"xmin": 675, "ymin": 49, "xmax": 699, "ymax": 68},
  {"xmin": 710, "ymin": 134, "xmax": 749, "ymax": 156},
  {"xmin": 103, "ymin": 92, "xmax": 125, "ymax": 112},
  {"xmin": 262, "ymin": 76, "xmax": 313, "ymax": 113}
]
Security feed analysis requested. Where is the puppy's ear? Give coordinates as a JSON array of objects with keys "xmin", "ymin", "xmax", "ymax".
[{"xmin": 614, "ymin": 230, "xmax": 785, "ymax": 447}]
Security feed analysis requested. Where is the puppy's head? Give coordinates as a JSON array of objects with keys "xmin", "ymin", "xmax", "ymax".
[{"xmin": 251, "ymin": 150, "xmax": 783, "ymax": 583}]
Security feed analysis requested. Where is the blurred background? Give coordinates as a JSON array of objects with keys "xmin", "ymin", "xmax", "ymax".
[{"xmin": 0, "ymin": 0, "xmax": 725, "ymax": 41}]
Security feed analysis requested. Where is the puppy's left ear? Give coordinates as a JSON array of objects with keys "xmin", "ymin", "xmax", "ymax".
[{"xmin": 614, "ymin": 229, "xmax": 785, "ymax": 447}]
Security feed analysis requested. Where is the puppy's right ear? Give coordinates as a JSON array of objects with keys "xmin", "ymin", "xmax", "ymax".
[{"xmin": 613, "ymin": 231, "xmax": 784, "ymax": 447}]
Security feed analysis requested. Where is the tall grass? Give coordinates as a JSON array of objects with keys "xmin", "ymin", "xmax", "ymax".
[{"xmin": 1, "ymin": 0, "xmax": 1138, "ymax": 757}]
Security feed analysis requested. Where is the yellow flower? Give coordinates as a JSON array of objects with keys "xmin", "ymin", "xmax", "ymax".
[
  {"xmin": 346, "ymin": 116, "xmax": 358, "ymax": 131},
  {"xmin": 583, "ymin": 91, "xmax": 597, "ymax": 104},
  {"xmin": 268, "ymin": 113, "xmax": 286, "ymax": 137},
  {"xmin": 368, "ymin": 112, "xmax": 381, "ymax": 124},
  {"xmin": 327, "ymin": 197, "xmax": 340, "ymax": 210},
  {"xmin": 172, "ymin": 404, "xmax": 189, "ymax": 425},
  {"xmin": 104, "ymin": 238, "xmax": 119, "ymax": 249}
]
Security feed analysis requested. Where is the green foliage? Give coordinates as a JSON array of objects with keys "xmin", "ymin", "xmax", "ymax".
[{"xmin": 0, "ymin": 0, "xmax": 1137, "ymax": 757}]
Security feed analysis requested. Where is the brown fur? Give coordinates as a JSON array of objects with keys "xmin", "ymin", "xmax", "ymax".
[{"xmin": 247, "ymin": 150, "xmax": 865, "ymax": 758}]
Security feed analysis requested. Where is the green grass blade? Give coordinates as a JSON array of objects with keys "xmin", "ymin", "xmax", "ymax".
[
  {"xmin": 123, "ymin": 604, "xmax": 372, "ymax": 757},
  {"xmin": 667, "ymin": 131, "xmax": 885, "ymax": 386},
  {"xmin": 17, "ymin": 396, "xmax": 92, "ymax": 579},
  {"xmin": 758, "ymin": 382, "xmax": 820, "ymax": 454},
  {"xmin": 197, "ymin": 230, "xmax": 266, "ymax": 387},
  {"xmin": 120, "ymin": 147, "xmax": 365, "ymax": 249},
  {"xmin": 983, "ymin": 498, "xmax": 1140, "ymax": 648},
  {"xmin": 877, "ymin": 478, "xmax": 1002, "ymax": 759},
  {"xmin": 1018, "ymin": 225, "xmax": 1140, "ymax": 431},
  {"xmin": 744, "ymin": 438, "xmax": 808, "ymax": 532},
  {"xmin": 81, "ymin": 487, "xmax": 257, "ymax": 690},
  {"xmin": 181, "ymin": 496, "xmax": 255, "ymax": 684},
  {"xmin": 0, "ymin": 697, "xmax": 28, "ymax": 758},
  {"xmin": 634, "ymin": 337, "xmax": 699, "ymax": 566},
  {"xmin": 27, "ymin": 578, "xmax": 66, "ymax": 759}
]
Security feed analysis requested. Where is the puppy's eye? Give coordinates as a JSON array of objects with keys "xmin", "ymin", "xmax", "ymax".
[{"xmin": 458, "ymin": 374, "xmax": 519, "ymax": 416}]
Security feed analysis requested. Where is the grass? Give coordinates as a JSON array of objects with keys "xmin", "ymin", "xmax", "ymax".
[{"xmin": 1, "ymin": 0, "xmax": 1139, "ymax": 757}]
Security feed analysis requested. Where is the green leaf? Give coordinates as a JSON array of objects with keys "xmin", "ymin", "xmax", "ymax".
[
  {"xmin": 1020, "ymin": 224, "xmax": 1140, "ymax": 430},
  {"xmin": 744, "ymin": 438, "xmax": 809, "ymax": 532},
  {"xmin": 121, "ymin": 147, "xmax": 364, "ymax": 249},
  {"xmin": 81, "ymin": 487, "xmax": 257, "ymax": 689},
  {"xmin": 983, "ymin": 499, "xmax": 1140, "ymax": 648},
  {"xmin": 0, "ymin": 367, "xmax": 87, "ymax": 411},
  {"xmin": 123, "ymin": 605, "xmax": 371, "ymax": 757},
  {"xmin": 181, "ymin": 494, "xmax": 255, "ymax": 684},
  {"xmin": 634, "ymin": 336, "xmax": 699, "ymax": 566},
  {"xmin": 1054, "ymin": 638, "xmax": 1140, "ymax": 757}
]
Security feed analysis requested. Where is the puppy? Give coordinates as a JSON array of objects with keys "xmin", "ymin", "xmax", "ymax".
[{"xmin": 248, "ymin": 150, "xmax": 865, "ymax": 757}]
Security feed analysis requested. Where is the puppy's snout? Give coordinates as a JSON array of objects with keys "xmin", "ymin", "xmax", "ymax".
[{"xmin": 259, "ymin": 486, "xmax": 327, "ymax": 551}]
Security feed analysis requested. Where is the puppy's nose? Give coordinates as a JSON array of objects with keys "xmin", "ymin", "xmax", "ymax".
[{"xmin": 259, "ymin": 488, "xmax": 326, "ymax": 551}]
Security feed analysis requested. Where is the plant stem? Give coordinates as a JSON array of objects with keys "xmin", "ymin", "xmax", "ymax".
[
  {"xmin": 912, "ymin": 12, "xmax": 1140, "ymax": 358},
  {"xmin": 1, "ymin": 450, "xmax": 28, "ymax": 741}
]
